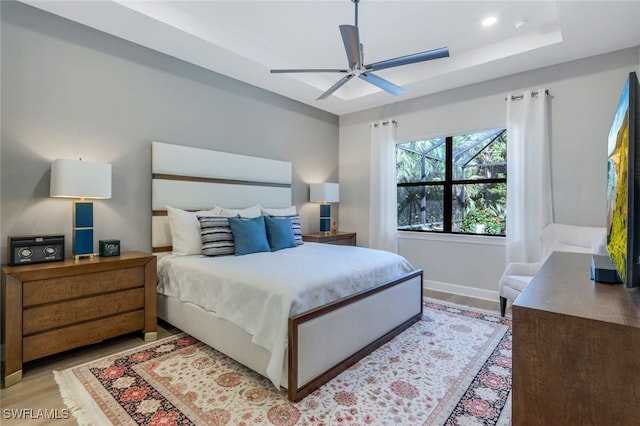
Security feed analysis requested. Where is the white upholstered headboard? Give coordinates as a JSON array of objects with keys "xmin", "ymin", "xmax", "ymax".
[{"xmin": 151, "ymin": 141, "xmax": 292, "ymax": 253}]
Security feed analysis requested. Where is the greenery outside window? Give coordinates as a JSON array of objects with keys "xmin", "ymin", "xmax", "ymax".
[{"xmin": 396, "ymin": 129, "xmax": 507, "ymax": 235}]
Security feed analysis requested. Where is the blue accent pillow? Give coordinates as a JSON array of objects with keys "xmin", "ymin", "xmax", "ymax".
[
  {"xmin": 227, "ymin": 216, "xmax": 271, "ymax": 255},
  {"xmin": 264, "ymin": 216, "xmax": 297, "ymax": 251},
  {"xmin": 266, "ymin": 214, "xmax": 304, "ymax": 245}
]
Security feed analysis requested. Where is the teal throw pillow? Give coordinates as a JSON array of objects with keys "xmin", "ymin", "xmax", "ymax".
[
  {"xmin": 264, "ymin": 216, "xmax": 297, "ymax": 251},
  {"xmin": 228, "ymin": 216, "xmax": 271, "ymax": 255}
]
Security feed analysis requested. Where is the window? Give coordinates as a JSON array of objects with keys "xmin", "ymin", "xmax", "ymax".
[{"xmin": 396, "ymin": 129, "xmax": 507, "ymax": 235}]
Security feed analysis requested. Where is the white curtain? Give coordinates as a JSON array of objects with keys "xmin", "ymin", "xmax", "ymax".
[
  {"xmin": 369, "ymin": 120, "xmax": 398, "ymax": 253},
  {"xmin": 506, "ymin": 89, "xmax": 553, "ymax": 263}
]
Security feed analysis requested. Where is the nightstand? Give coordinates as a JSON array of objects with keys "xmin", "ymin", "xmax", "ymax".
[
  {"xmin": 302, "ymin": 232, "xmax": 356, "ymax": 246},
  {"xmin": 1, "ymin": 251, "xmax": 157, "ymax": 388}
]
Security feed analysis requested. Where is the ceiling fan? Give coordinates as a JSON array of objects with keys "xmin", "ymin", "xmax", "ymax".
[{"xmin": 270, "ymin": 0, "xmax": 450, "ymax": 100}]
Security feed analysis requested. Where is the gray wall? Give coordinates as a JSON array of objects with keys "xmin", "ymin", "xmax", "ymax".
[
  {"xmin": 0, "ymin": 1, "xmax": 339, "ymax": 260},
  {"xmin": 339, "ymin": 48, "xmax": 640, "ymax": 301}
]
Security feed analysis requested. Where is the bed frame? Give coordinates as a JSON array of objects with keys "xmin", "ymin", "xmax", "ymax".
[{"xmin": 151, "ymin": 141, "xmax": 423, "ymax": 401}]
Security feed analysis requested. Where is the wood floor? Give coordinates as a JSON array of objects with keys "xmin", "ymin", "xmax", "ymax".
[{"xmin": 0, "ymin": 292, "xmax": 500, "ymax": 425}]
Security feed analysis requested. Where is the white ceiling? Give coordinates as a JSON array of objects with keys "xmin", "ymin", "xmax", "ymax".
[{"xmin": 22, "ymin": 1, "xmax": 640, "ymax": 116}]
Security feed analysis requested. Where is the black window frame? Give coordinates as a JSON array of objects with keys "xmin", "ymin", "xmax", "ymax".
[{"xmin": 396, "ymin": 129, "xmax": 507, "ymax": 236}]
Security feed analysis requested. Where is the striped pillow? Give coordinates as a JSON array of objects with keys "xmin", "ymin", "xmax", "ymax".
[
  {"xmin": 197, "ymin": 216, "xmax": 235, "ymax": 256},
  {"xmin": 289, "ymin": 215, "xmax": 304, "ymax": 245}
]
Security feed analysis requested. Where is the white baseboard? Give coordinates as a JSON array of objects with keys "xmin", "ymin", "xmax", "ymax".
[{"xmin": 423, "ymin": 279, "xmax": 499, "ymax": 302}]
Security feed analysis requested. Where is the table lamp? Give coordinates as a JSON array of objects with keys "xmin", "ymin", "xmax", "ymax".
[
  {"xmin": 310, "ymin": 183, "xmax": 339, "ymax": 233},
  {"xmin": 50, "ymin": 158, "xmax": 112, "ymax": 258}
]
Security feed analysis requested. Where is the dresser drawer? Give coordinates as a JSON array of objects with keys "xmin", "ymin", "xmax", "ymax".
[
  {"xmin": 23, "ymin": 267, "xmax": 144, "ymax": 307},
  {"xmin": 23, "ymin": 288, "xmax": 145, "ymax": 335},
  {"xmin": 326, "ymin": 238, "xmax": 355, "ymax": 246},
  {"xmin": 23, "ymin": 310, "xmax": 145, "ymax": 362},
  {"xmin": 302, "ymin": 232, "xmax": 356, "ymax": 246}
]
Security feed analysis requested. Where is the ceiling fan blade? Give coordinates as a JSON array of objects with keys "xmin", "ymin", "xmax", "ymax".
[
  {"xmin": 365, "ymin": 47, "xmax": 449, "ymax": 72},
  {"xmin": 271, "ymin": 68, "xmax": 349, "ymax": 74},
  {"xmin": 339, "ymin": 24, "xmax": 361, "ymax": 69},
  {"xmin": 359, "ymin": 72, "xmax": 406, "ymax": 96},
  {"xmin": 317, "ymin": 74, "xmax": 355, "ymax": 100}
]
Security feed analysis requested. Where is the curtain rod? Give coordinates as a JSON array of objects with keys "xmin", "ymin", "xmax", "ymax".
[
  {"xmin": 371, "ymin": 120, "xmax": 397, "ymax": 128},
  {"xmin": 505, "ymin": 89, "xmax": 550, "ymax": 101}
]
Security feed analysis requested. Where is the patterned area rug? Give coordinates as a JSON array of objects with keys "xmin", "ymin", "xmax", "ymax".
[{"xmin": 55, "ymin": 299, "xmax": 512, "ymax": 425}]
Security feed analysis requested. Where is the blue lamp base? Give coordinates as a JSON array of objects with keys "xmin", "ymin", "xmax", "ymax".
[
  {"xmin": 73, "ymin": 201, "xmax": 95, "ymax": 258},
  {"xmin": 319, "ymin": 204, "xmax": 331, "ymax": 234}
]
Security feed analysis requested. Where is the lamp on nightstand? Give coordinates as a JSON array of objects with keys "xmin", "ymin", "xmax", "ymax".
[
  {"xmin": 50, "ymin": 158, "xmax": 112, "ymax": 259},
  {"xmin": 310, "ymin": 183, "xmax": 339, "ymax": 234}
]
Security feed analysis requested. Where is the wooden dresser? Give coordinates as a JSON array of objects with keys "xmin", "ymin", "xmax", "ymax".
[
  {"xmin": 512, "ymin": 252, "xmax": 640, "ymax": 425},
  {"xmin": 1, "ymin": 251, "xmax": 157, "ymax": 387}
]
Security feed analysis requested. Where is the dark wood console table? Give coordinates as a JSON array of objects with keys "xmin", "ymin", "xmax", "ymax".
[{"xmin": 512, "ymin": 252, "xmax": 640, "ymax": 425}]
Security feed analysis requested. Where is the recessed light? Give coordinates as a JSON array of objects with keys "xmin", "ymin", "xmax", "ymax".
[{"xmin": 482, "ymin": 16, "xmax": 498, "ymax": 27}]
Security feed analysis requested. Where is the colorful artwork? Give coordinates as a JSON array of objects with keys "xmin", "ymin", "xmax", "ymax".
[{"xmin": 606, "ymin": 77, "xmax": 630, "ymax": 283}]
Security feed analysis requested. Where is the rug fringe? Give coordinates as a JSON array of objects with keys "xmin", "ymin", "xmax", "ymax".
[{"xmin": 54, "ymin": 369, "xmax": 113, "ymax": 426}]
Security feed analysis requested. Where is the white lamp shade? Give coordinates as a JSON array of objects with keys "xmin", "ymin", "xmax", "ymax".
[
  {"xmin": 310, "ymin": 183, "xmax": 339, "ymax": 203},
  {"xmin": 50, "ymin": 159, "xmax": 112, "ymax": 199}
]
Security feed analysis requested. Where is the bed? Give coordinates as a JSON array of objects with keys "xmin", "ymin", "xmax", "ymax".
[{"xmin": 151, "ymin": 141, "xmax": 423, "ymax": 401}]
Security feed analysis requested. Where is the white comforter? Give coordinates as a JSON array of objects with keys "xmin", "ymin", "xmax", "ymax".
[{"xmin": 157, "ymin": 242, "xmax": 415, "ymax": 389}]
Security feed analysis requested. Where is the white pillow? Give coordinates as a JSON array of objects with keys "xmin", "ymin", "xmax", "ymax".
[
  {"xmin": 216, "ymin": 204, "xmax": 262, "ymax": 218},
  {"xmin": 166, "ymin": 205, "xmax": 220, "ymax": 256},
  {"xmin": 262, "ymin": 206, "xmax": 297, "ymax": 216}
]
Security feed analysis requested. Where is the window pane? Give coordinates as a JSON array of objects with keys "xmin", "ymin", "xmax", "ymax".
[
  {"xmin": 396, "ymin": 148, "xmax": 424, "ymax": 183},
  {"xmin": 397, "ymin": 185, "xmax": 444, "ymax": 231},
  {"xmin": 452, "ymin": 183, "xmax": 506, "ymax": 235},
  {"xmin": 452, "ymin": 130, "xmax": 507, "ymax": 180},
  {"xmin": 396, "ymin": 139, "xmax": 446, "ymax": 182}
]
